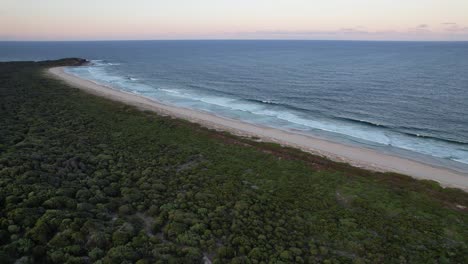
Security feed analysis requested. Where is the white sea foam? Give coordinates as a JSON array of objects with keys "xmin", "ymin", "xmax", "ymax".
[
  {"xmin": 65, "ymin": 64, "xmax": 468, "ymax": 167},
  {"xmin": 159, "ymin": 88, "xmax": 182, "ymax": 95}
]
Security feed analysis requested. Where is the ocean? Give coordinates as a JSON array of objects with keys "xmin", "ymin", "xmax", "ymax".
[{"xmin": 1, "ymin": 40, "xmax": 468, "ymax": 172}]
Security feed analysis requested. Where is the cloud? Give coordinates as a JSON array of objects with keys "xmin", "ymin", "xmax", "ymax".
[
  {"xmin": 441, "ymin": 22, "xmax": 468, "ymax": 33},
  {"xmin": 339, "ymin": 28, "xmax": 370, "ymax": 34},
  {"xmin": 254, "ymin": 30, "xmax": 336, "ymax": 35},
  {"xmin": 408, "ymin": 24, "xmax": 431, "ymax": 33},
  {"xmin": 446, "ymin": 26, "xmax": 468, "ymax": 33},
  {"xmin": 254, "ymin": 27, "xmax": 371, "ymax": 36},
  {"xmin": 293, "ymin": 25, "xmax": 433, "ymax": 36},
  {"xmin": 232, "ymin": 26, "xmax": 468, "ymax": 41}
]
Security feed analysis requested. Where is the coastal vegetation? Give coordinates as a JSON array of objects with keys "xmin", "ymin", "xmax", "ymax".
[{"xmin": 0, "ymin": 59, "xmax": 467, "ymax": 263}]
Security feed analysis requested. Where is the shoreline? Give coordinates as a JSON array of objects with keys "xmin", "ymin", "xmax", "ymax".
[{"xmin": 47, "ymin": 67, "xmax": 468, "ymax": 191}]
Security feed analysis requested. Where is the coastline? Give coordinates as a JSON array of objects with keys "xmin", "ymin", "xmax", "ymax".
[{"xmin": 47, "ymin": 66, "xmax": 468, "ymax": 191}]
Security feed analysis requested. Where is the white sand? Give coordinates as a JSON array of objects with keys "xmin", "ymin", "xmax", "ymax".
[{"xmin": 48, "ymin": 67, "xmax": 468, "ymax": 191}]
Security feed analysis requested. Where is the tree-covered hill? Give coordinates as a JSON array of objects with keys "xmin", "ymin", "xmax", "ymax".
[{"xmin": 0, "ymin": 60, "xmax": 467, "ymax": 263}]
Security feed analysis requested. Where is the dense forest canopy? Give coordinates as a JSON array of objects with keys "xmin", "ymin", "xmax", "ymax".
[{"xmin": 0, "ymin": 59, "xmax": 467, "ymax": 263}]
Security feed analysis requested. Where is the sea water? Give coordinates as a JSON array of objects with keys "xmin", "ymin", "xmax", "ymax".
[{"xmin": 1, "ymin": 40, "xmax": 468, "ymax": 172}]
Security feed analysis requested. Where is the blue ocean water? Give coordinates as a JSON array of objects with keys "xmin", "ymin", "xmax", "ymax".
[{"xmin": 1, "ymin": 40, "xmax": 468, "ymax": 172}]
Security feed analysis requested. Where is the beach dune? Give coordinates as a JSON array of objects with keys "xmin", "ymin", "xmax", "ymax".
[{"xmin": 48, "ymin": 67, "xmax": 468, "ymax": 191}]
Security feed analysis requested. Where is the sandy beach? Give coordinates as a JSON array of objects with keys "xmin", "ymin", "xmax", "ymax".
[{"xmin": 48, "ymin": 67, "xmax": 468, "ymax": 191}]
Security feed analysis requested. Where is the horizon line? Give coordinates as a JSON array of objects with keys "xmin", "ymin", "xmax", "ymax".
[{"xmin": 1, "ymin": 38, "xmax": 468, "ymax": 43}]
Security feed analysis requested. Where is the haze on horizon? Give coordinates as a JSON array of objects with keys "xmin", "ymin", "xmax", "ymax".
[{"xmin": 2, "ymin": 0, "xmax": 468, "ymax": 41}]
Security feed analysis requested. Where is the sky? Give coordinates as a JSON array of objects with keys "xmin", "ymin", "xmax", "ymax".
[{"xmin": 1, "ymin": 0, "xmax": 468, "ymax": 41}]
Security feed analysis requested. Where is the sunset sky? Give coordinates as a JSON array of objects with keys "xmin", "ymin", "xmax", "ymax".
[{"xmin": 2, "ymin": 0, "xmax": 468, "ymax": 41}]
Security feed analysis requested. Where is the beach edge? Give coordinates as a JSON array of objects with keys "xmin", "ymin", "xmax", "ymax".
[{"xmin": 46, "ymin": 66, "xmax": 468, "ymax": 191}]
